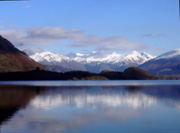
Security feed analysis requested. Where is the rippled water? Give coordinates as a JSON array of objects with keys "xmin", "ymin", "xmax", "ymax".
[{"xmin": 0, "ymin": 80, "xmax": 180, "ymax": 133}]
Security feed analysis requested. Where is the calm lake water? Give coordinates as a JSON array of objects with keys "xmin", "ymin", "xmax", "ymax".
[{"xmin": 0, "ymin": 80, "xmax": 180, "ymax": 133}]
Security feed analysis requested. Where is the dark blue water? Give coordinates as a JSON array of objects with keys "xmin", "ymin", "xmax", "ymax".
[{"xmin": 0, "ymin": 80, "xmax": 180, "ymax": 133}]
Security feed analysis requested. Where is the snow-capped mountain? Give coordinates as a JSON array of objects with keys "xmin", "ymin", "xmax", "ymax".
[
  {"xmin": 27, "ymin": 50, "xmax": 154, "ymax": 73},
  {"xmin": 30, "ymin": 51, "xmax": 86, "ymax": 72},
  {"xmin": 154, "ymin": 49, "xmax": 180, "ymax": 60},
  {"xmin": 139, "ymin": 49, "xmax": 180, "ymax": 75},
  {"xmin": 71, "ymin": 51, "xmax": 154, "ymax": 72},
  {"xmin": 71, "ymin": 51, "xmax": 153, "ymax": 64},
  {"xmin": 31, "ymin": 52, "xmax": 71, "ymax": 63}
]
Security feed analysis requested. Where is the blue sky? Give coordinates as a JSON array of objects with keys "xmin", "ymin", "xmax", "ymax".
[{"xmin": 0, "ymin": 0, "xmax": 179, "ymax": 55}]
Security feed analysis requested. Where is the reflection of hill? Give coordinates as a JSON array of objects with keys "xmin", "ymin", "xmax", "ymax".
[
  {"xmin": 126, "ymin": 85, "xmax": 180, "ymax": 109},
  {"xmin": 0, "ymin": 86, "xmax": 46, "ymax": 125},
  {"xmin": 137, "ymin": 85, "xmax": 180, "ymax": 99},
  {"xmin": 0, "ymin": 108, "xmax": 18, "ymax": 126},
  {"xmin": 125, "ymin": 86, "xmax": 145, "ymax": 92},
  {"xmin": 144, "ymin": 85, "xmax": 180, "ymax": 108}
]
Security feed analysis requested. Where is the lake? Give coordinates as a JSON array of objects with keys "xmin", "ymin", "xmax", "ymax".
[{"xmin": 0, "ymin": 80, "xmax": 180, "ymax": 133}]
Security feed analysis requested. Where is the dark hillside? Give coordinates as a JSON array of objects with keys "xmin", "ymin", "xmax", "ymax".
[
  {"xmin": 121, "ymin": 67, "xmax": 160, "ymax": 80},
  {"xmin": 0, "ymin": 67, "xmax": 163, "ymax": 81},
  {"xmin": 0, "ymin": 35, "xmax": 46, "ymax": 72}
]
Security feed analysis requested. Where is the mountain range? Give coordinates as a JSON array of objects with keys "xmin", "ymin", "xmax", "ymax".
[
  {"xmin": 1, "ymin": 35, "xmax": 180, "ymax": 76},
  {"xmin": 26, "ymin": 48, "xmax": 180, "ymax": 75},
  {"xmin": 27, "ymin": 49, "xmax": 154, "ymax": 73}
]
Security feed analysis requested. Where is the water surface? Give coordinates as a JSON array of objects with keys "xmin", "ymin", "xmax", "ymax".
[{"xmin": 0, "ymin": 80, "xmax": 180, "ymax": 133}]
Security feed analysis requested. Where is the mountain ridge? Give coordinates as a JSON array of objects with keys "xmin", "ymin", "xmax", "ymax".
[
  {"xmin": 0, "ymin": 35, "xmax": 46, "ymax": 72},
  {"xmin": 30, "ymin": 51, "xmax": 86, "ymax": 72},
  {"xmin": 139, "ymin": 49, "xmax": 180, "ymax": 75},
  {"xmin": 28, "ymin": 50, "xmax": 154, "ymax": 73}
]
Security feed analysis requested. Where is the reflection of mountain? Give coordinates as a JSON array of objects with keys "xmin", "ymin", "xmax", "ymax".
[
  {"xmin": 0, "ymin": 86, "xmax": 45, "ymax": 125},
  {"xmin": 2, "ymin": 86, "xmax": 147, "ymax": 132},
  {"xmin": 30, "ymin": 86, "xmax": 156, "ymax": 109},
  {"xmin": 2, "ymin": 85, "xmax": 180, "ymax": 132},
  {"xmin": 140, "ymin": 85, "xmax": 180, "ymax": 108},
  {"xmin": 141, "ymin": 85, "xmax": 180, "ymax": 99},
  {"xmin": 30, "ymin": 85, "xmax": 180, "ymax": 110},
  {"xmin": 2, "ymin": 106, "xmax": 142, "ymax": 132}
]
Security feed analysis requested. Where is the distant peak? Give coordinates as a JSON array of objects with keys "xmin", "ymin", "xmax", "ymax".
[
  {"xmin": 141, "ymin": 52, "xmax": 148, "ymax": 55},
  {"xmin": 76, "ymin": 53, "xmax": 84, "ymax": 56},
  {"xmin": 174, "ymin": 49, "xmax": 180, "ymax": 52},
  {"xmin": 130, "ymin": 50, "xmax": 139, "ymax": 54},
  {"xmin": 141, "ymin": 51, "xmax": 153, "ymax": 56},
  {"xmin": 155, "ymin": 49, "xmax": 180, "ymax": 60}
]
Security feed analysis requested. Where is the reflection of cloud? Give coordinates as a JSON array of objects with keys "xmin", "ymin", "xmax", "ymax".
[
  {"xmin": 0, "ymin": 27, "xmax": 147, "ymax": 51},
  {"xmin": 30, "ymin": 92, "xmax": 156, "ymax": 109},
  {"xmin": 2, "ymin": 107, "xmax": 142, "ymax": 132}
]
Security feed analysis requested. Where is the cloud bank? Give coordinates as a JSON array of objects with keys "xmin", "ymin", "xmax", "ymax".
[{"xmin": 0, "ymin": 27, "xmax": 147, "ymax": 51}]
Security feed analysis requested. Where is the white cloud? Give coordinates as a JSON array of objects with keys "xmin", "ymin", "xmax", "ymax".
[
  {"xmin": 142, "ymin": 34, "xmax": 166, "ymax": 38},
  {"xmin": 27, "ymin": 27, "xmax": 83, "ymax": 39},
  {"xmin": 0, "ymin": 29, "xmax": 62, "ymax": 45},
  {"xmin": 8, "ymin": 25, "xmax": 22, "ymax": 29},
  {"xmin": 0, "ymin": 27, "xmax": 147, "ymax": 51},
  {"xmin": 25, "ymin": 5, "xmax": 31, "ymax": 8},
  {"xmin": 72, "ymin": 35, "xmax": 146, "ymax": 51}
]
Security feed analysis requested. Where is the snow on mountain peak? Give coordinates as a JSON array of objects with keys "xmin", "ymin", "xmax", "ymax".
[
  {"xmin": 30, "ymin": 51, "xmax": 71, "ymax": 63},
  {"xmin": 76, "ymin": 53, "xmax": 84, "ymax": 56},
  {"xmin": 28, "ymin": 49, "xmax": 154, "ymax": 72},
  {"xmin": 155, "ymin": 49, "xmax": 180, "ymax": 60},
  {"xmin": 71, "ymin": 51, "xmax": 154, "ymax": 66},
  {"xmin": 92, "ymin": 50, "xmax": 97, "ymax": 54},
  {"xmin": 141, "ymin": 52, "xmax": 155, "ymax": 60},
  {"xmin": 130, "ymin": 50, "xmax": 140, "ymax": 55},
  {"xmin": 28, "ymin": 49, "xmax": 154, "ymax": 65}
]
